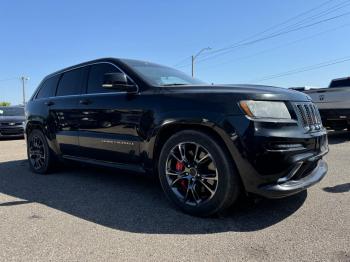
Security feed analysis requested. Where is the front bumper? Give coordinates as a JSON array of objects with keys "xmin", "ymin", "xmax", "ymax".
[
  {"xmin": 259, "ymin": 158, "xmax": 327, "ymax": 198},
  {"xmin": 319, "ymin": 109, "xmax": 350, "ymax": 129},
  {"xmin": 222, "ymin": 114, "xmax": 329, "ymax": 199},
  {"xmin": 0, "ymin": 127, "xmax": 24, "ymax": 137}
]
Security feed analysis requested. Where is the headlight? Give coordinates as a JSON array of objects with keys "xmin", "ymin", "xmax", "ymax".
[{"xmin": 239, "ymin": 100, "xmax": 291, "ymax": 119}]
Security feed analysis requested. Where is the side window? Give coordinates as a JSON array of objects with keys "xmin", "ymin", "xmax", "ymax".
[
  {"xmin": 36, "ymin": 75, "xmax": 60, "ymax": 99},
  {"xmin": 56, "ymin": 68, "xmax": 84, "ymax": 96},
  {"xmin": 87, "ymin": 63, "xmax": 121, "ymax": 94}
]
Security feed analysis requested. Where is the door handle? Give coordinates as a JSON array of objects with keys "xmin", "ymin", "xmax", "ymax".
[
  {"xmin": 79, "ymin": 99, "xmax": 92, "ymax": 105},
  {"xmin": 45, "ymin": 101, "xmax": 54, "ymax": 106}
]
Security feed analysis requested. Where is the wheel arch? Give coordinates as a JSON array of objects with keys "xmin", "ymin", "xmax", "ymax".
[
  {"xmin": 25, "ymin": 120, "xmax": 61, "ymax": 156},
  {"xmin": 25, "ymin": 121, "xmax": 45, "ymax": 138},
  {"xmin": 151, "ymin": 122, "xmax": 242, "ymax": 182}
]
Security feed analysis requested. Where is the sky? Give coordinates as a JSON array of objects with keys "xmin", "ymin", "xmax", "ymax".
[{"xmin": 0, "ymin": 0, "xmax": 349, "ymax": 105}]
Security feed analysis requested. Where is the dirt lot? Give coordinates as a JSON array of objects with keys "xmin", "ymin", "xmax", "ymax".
[{"xmin": 0, "ymin": 132, "xmax": 349, "ymax": 261}]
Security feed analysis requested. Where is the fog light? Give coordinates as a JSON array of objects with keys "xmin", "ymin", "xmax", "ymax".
[
  {"xmin": 275, "ymin": 143, "xmax": 304, "ymax": 149},
  {"xmin": 269, "ymin": 143, "xmax": 305, "ymax": 151}
]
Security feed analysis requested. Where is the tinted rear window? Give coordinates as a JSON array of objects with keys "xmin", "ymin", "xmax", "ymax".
[
  {"xmin": 329, "ymin": 78, "xmax": 350, "ymax": 88},
  {"xmin": 56, "ymin": 68, "xmax": 84, "ymax": 96},
  {"xmin": 36, "ymin": 75, "xmax": 60, "ymax": 99},
  {"xmin": 87, "ymin": 63, "xmax": 121, "ymax": 94}
]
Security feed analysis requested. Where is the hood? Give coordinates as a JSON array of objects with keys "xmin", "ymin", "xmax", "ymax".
[
  {"xmin": 162, "ymin": 84, "xmax": 311, "ymax": 102},
  {"xmin": 0, "ymin": 116, "xmax": 25, "ymax": 123}
]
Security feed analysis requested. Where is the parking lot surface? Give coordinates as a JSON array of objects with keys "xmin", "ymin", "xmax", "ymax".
[{"xmin": 0, "ymin": 132, "xmax": 349, "ymax": 261}]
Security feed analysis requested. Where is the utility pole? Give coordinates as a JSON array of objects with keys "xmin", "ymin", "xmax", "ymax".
[
  {"xmin": 20, "ymin": 76, "xmax": 29, "ymax": 106},
  {"xmin": 191, "ymin": 55, "xmax": 194, "ymax": 78},
  {"xmin": 191, "ymin": 47, "xmax": 211, "ymax": 77}
]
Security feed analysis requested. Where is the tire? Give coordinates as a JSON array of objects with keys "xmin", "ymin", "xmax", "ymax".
[
  {"xmin": 27, "ymin": 129, "xmax": 56, "ymax": 174},
  {"xmin": 158, "ymin": 130, "xmax": 241, "ymax": 217}
]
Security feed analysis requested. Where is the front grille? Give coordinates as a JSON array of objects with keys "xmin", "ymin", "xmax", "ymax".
[
  {"xmin": 294, "ymin": 102, "xmax": 323, "ymax": 131},
  {"xmin": 0, "ymin": 122, "xmax": 22, "ymax": 127}
]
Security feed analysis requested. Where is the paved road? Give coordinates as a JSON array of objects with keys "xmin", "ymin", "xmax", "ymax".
[{"xmin": 0, "ymin": 133, "xmax": 349, "ymax": 261}]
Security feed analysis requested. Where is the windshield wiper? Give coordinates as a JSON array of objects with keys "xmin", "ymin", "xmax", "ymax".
[{"xmin": 161, "ymin": 83, "xmax": 187, "ymax": 86}]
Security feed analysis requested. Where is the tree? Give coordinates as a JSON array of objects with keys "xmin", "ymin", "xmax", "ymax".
[{"xmin": 0, "ymin": 102, "xmax": 11, "ymax": 106}]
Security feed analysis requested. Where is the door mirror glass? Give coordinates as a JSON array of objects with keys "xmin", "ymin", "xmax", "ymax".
[
  {"xmin": 102, "ymin": 73, "xmax": 127, "ymax": 87},
  {"xmin": 102, "ymin": 73, "xmax": 137, "ymax": 92}
]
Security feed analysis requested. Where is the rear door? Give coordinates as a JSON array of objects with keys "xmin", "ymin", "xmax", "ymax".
[
  {"xmin": 76, "ymin": 63, "xmax": 142, "ymax": 164},
  {"xmin": 48, "ymin": 67, "xmax": 87, "ymax": 156}
]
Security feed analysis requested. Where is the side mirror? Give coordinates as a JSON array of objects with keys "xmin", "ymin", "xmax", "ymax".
[{"xmin": 102, "ymin": 73, "xmax": 137, "ymax": 93}]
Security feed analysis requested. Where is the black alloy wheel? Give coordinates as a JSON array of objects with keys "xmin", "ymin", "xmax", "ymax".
[
  {"xmin": 158, "ymin": 130, "xmax": 241, "ymax": 217},
  {"xmin": 28, "ymin": 135, "xmax": 46, "ymax": 170},
  {"xmin": 165, "ymin": 142, "xmax": 219, "ymax": 206},
  {"xmin": 27, "ymin": 129, "xmax": 55, "ymax": 174}
]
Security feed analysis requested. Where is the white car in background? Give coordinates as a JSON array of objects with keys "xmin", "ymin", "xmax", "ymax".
[{"xmin": 291, "ymin": 77, "xmax": 350, "ymax": 131}]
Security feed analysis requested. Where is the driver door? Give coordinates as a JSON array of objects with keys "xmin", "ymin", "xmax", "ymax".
[{"xmin": 77, "ymin": 63, "xmax": 142, "ymax": 165}]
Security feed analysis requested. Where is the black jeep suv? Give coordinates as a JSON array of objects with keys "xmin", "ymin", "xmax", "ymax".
[{"xmin": 25, "ymin": 58, "xmax": 328, "ymax": 216}]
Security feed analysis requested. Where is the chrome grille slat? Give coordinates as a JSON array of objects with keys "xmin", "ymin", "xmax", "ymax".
[
  {"xmin": 304, "ymin": 105, "xmax": 312, "ymax": 126},
  {"xmin": 296, "ymin": 105, "xmax": 307, "ymax": 126},
  {"xmin": 294, "ymin": 102, "xmax": 322, "ymax": 131},
  {"xmin": 314, "ymin": 105, "xmax": 323, "ymax": 123},
  {"xmin": 311, "ymin": 105, "xmax": 318, "ymax": 125}
]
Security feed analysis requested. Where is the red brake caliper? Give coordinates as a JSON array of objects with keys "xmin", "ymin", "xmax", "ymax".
[
  {"xmin": 176, "ymin": 161, "xmax": 184, "ymax": 172},
  {"xmin": 175, "ymin": 161, "xmax": 187, "ymax": 190}
]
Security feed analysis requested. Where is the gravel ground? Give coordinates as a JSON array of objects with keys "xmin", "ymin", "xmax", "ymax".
[{"xmin": 0, "ymin": 132, "xmax": 349, "ymax": 262}]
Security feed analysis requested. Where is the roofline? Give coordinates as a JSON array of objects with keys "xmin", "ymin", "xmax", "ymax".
[
  {"xmin": 31, "ymin": 57, "xmax": 156, "ymax": 102},
  {"xmin": 330, "ymin": 76, "xmax": 350, "ymax": 81},
  {"xmin": 44, "ymin": 57, "xmax": 120, "ymax": 80}
]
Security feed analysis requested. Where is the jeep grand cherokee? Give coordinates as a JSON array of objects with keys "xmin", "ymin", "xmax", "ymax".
[{"xmin": 25, "ymin": 58, "xmax": 328, "ymax": 216}]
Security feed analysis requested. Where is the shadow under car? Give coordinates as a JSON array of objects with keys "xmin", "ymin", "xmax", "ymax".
[{"xmin": 0, "ymin": 159, "xmax": 307, "ymax": 234}]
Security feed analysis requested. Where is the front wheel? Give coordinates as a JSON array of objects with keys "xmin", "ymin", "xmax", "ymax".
[{"xmin": 158, "ymin": 130, "xmax": 241, "ymax": 217}]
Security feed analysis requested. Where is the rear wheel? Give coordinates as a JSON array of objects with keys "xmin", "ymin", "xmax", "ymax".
[
  {"xmin": 27, "ymin": 129, "xmax": 56, "ymax": 174},
  {"xmin": 158, "ymin": 130, "xmax": 241, "ymax": 217}
]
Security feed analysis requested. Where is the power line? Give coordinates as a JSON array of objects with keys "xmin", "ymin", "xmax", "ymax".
[
  {"xmin": 175, "ymin": 9, "xmax": 349, "ymax": 69},
  {"xmin": 195, "ymin": 10, "xmax": 350, "ymax": 65},
  {"xmin": 175, "ymin": 0, "xmax": 350, "ymax": 68},
  {"xmin": 251, "ymin": 56, "xmax": 350, "ymax": 82},
  {"xmin": 268, "ymin": 0, "xmax": 350, "ymax": 35},
  {"xmin": 199, "ymin": 0, "xmax": 340, "ymax": 59},
  {"xmin": 201, "ymin": 0, "xmax": 350, "ymax": 58},
  {"xmin": 195, "ymin": 22, "xmax": 350, "ymax": 71}
]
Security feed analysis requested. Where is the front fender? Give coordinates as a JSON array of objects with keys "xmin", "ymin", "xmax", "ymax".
[{"xmin": 140, "ymin": 111, "xmax": 244, "ymax": 174}]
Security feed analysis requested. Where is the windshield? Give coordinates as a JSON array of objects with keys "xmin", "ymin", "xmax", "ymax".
[
  {"xmin": 0, "ymin": 107, "xmax": 24, "ymax": 117},
  {"xmin": 122, "ymin": 59, "xmax": 206, "ymax": 86}
]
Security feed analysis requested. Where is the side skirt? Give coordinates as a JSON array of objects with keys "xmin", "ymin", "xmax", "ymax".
[{"xmin": 62, "ymin": 155, "xmax": 146, "ymax": 174}]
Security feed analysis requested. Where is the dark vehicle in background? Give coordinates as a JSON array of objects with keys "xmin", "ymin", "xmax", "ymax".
[
  {"xmin": 0, "ymin": 106, "xmax": 25, "ymax": 138},
  {"xmin": 291, "ymin": 77, "xmax": 350, "ymax": 130},
  {"xmin": 25, "ymin": 58, "xmax": 329, "ymax": 216}
]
